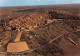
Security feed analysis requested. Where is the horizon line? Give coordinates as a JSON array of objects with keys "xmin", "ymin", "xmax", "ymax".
[{"xmin": 0, "ymin": 3, "xmax": 80, "ymax": 7}]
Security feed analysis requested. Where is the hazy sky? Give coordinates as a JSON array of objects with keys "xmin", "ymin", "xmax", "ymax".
[{"xmin": 0, "ymin": 0, "xmax": 80, "ymax": 7}]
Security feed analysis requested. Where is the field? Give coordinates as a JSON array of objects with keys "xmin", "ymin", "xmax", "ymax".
[{"xmin": 0, "ymin": 4, "xmax": 80, "ymax": 56}]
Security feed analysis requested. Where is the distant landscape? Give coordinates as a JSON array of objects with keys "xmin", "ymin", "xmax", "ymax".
[{"xmin": 0, "ymin": 4, "xmax": 80, "ymax": 56}]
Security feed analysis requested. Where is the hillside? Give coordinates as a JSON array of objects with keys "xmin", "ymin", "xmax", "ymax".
[{"xmin": 0, "ymin": 4, "xmax": 80, "ymax": 56}]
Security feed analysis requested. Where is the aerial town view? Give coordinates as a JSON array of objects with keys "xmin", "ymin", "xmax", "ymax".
[{"xmin": 0, "ymin": 0, "xmax": 80, "ymax": 56}]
